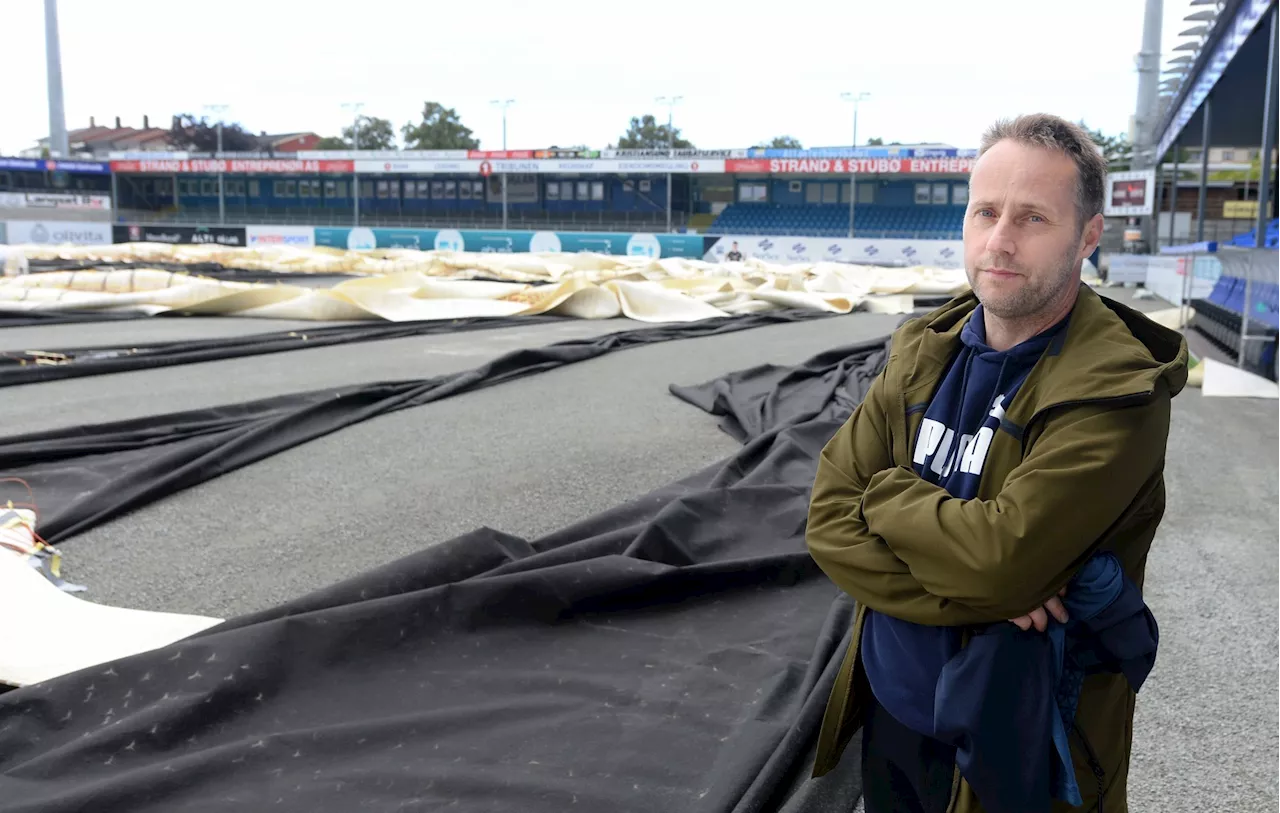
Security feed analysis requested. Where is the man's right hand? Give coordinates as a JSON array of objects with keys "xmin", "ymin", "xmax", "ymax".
[{"xmin": 1009, "ymin": 588, "xmax": 1069, "ymax": 633}]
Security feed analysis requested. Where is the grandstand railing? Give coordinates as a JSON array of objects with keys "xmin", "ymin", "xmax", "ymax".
[
  {"xmin": 112, "ymin": 208, "xmax": 688, "ymax": 233},
  {"xmin": 1152, "ymin": 219, "xmax": 1268, "ymax": 252}
]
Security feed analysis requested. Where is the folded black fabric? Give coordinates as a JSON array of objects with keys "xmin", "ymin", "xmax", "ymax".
[{"xmin": 0, "ymin": 334, "xmax": 889, "ymax": 813}]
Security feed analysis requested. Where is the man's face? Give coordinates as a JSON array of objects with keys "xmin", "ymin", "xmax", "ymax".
[{"xmin": 963, "ymin": 140, "xmax": 1098, "ymax": 320}]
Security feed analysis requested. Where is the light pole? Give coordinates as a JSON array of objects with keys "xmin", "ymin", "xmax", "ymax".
[
  {"xmin": 204, "ymin": 104, "xmax": 230, "ymax": 225},
  {"xmin": 342, "ymin": 102, "xmax": 364, "ymax": 226},
  {"xmin": 44, "ymin": 0, "xmax": 69, "ymax": 158},
  {"xmin": 840, "ymin": 92, "xmax": 870, "ymax": 238},
  {"xmin": 491, "ymin": 99, "xmax": 515, "ymax": 230},
  {"xmin": 656, "ymin": 95, "xmax": 683, "ymax": 233}
]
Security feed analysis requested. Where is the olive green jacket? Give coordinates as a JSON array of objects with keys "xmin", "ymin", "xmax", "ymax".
[{"xmin": 806, "ymin": 285, "xmax": 1188, "ymax": 812}]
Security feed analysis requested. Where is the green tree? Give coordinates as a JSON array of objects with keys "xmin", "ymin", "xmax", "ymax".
[
  {"xmin": 758, "ymin": 135, "xmax": 802, "ymax": 149},
  {"xmin": 167, "ymin": 113, "xmax": 258, "ymax": 152},
  {"xmin": 401, "ymin": 103, "xmax": 480, "ymax": 150},
  {"xmin": 316, "ymin": 117, "xmax": 397, "ymax": 150},
  {"xmin": 1081, "ymin": 123, "xmax": 1133, "ymax": 171},
  {"xmin": 865, "ymin": 137, "xmax": 884, "ymax": 146},
  {"xmin": 1209, "ymin": 156, "xmax": 1263, "ymax": 182},
  {"xmin": 615, "ymin": 114, "xmax": 693, "ymax": 149}
]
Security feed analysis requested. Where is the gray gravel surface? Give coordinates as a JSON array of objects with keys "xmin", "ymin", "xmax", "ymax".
[
  {"xmin": 1129, "ymin": 388, "xmax": 1278, "ymax": 812},
  {"xmin": 2, "ymin": 319, "xmax": 637, "ymax": 437}
]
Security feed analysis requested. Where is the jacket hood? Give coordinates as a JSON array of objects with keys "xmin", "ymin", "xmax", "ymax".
[{"xmin": 893, "ymin": 285, "xmax": 1189, "ymax": 426}]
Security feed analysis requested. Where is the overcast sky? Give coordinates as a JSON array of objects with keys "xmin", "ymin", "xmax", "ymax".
[{"xmin": 2, "ymin": 0, "xmax": 1198, "ymax": 156}]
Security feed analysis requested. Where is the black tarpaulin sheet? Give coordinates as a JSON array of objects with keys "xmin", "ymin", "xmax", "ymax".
[
  {"xmin": 0, "ymin": 309, "xmax": 836, "ymax": 544},
  {"xmin": 0, "ymin": 314, "xmax": 578, "ymax": 387},
  {"xmin": 0, "ymin": 310, "xmax": 154, "ymax": 328},
  {"xmin": 0, "ymin": 334, "xmax": 890, "ymax": 813}
]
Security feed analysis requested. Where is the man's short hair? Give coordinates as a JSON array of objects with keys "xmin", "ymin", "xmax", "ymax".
[{"xmin": 977, "ymin": 114, "xmax": 1107, "ymax": 228}]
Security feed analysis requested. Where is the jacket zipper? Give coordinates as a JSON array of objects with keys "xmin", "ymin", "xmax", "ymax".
[{"xmin": 1072, "ymin": 722, "xmax": 1107, "ymax": 813}]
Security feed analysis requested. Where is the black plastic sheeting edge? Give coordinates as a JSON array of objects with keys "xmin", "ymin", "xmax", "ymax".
[
  {"xmin": 0, "ymin": 333, "xmax": 890, "ymax": 813},
  {"xmin": 0, "ymin": 314, "xmax": 575, "ymax": 387}
]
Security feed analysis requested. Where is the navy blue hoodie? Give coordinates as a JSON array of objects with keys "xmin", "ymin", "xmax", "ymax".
[{"xmin": 861, "ymin": 305, "xmax": 1070, "ymax": 736}]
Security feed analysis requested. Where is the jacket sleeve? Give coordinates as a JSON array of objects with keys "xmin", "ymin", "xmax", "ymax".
[
  {"xmin": 806, "ymin": 364, "xmax": 999, "ymax": 627},
  {"xmin": 861, "ymin": 390, "xmax": 1171, "ymax": 619}
]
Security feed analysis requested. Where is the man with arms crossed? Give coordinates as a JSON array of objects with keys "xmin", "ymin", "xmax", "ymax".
[{"xmin": 807, "ymin": 114, "xmax": 1187, "ymax": 812}]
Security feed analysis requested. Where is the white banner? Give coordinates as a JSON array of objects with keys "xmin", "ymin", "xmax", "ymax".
[
  {"xmin": 4, "ymin": 220, "xmax": 112, "ymax": 245},
  {"xmin": 349, "ymin": 158, "xmax": 727, "ymax": 175},
  {"xmin": 246, "ymin": 225, "xmax": 315, "ymax": 248},
  {"xmin": 0, "ymin": 192, "xmax": 111, "ymax": 211},
  {"xmin": 300, "ymin": 150, "xmax": 470, "ymax": 161},
  {"xmin": 704, "ymin": 234, "xmax": 964, "ymax": 268}
]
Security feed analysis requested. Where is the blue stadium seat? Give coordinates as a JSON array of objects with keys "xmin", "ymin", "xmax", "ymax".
[{"xmin": 708, "ymin": 203, "xmax": 965, "ymax": 239}]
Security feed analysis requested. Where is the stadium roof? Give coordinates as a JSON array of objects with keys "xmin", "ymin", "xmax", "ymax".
[{"xmin": 1155, "ymin": 0, "xmax": 1277, "ymax": 157}]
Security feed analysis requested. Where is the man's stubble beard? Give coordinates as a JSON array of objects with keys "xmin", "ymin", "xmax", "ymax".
[{"xmin": 967, "ymin": 245, "xmax": 1080, "ymax": 321}]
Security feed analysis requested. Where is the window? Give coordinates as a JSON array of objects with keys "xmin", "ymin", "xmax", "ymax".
[
  {"xmin": 576, "ymin": 181, "xmax": 589, "ymax": 200},
  {"xmin": 248, "ymin": 180, "xmax": 260, "ymax": 198},
  {"xmin": 952, "ymin": 184, "xmax": 969, "ymax": 206},
  {"xmin": 590, "ymin": 181, "xmax": 605, "ymax": 201},
  {"xmin": 622, "ymin": 180, "xmax": 634, "ymax": 192},
  {"xmin": 403, "ymin": 181, "xmax": 417, "ymax": 200},
  {"xmin": 417, "ymin": 181, "xmax": 430, "ymax": 199},
  {"xmin": 334, "ymin": 180, "xmax": 348, "ymax": 199},
  {"xmin": 324, "ymin": 180, "xmax": 336, "ymax": 198},
  {"xmin": 638, "ymin": 179, "xmax": 651, "ymax": 193},
  {"xmin": 431, "ymin": 181, "xmax": 444, "ymax": 198},
  {"xmin": 738, "ymin": 182, "xmax": 767, "ymax": 202},
  {"xmin": 284, "ymin": 180, "xmax": 297, "ymax": 197},
  {"xmin": 473, "ymin": 180, "xmax": 485, "ymax": 197},
  {"xmin": 1249, "ymin": 149, "xmax": 1261, "ymax": 160},
  {"xmin": 1220, "ymin": 149, "xmax": 1235, "ymax": 161},
  {"xmin": 376, "ymin": 180, "xmax": 389, "ymax": 199},
  {"xmin": 444, "ymin": 181, "xmax": 457, "ymax": 198},
  {"xmin": 459, "ymin": 181, "xmax": 472, "ymax": 200},
  {"xmin": 546, "ymin": 182, "xmax": 560, "ymax": 201},
  {"xmin": 560, "ymin": 181, "xmax": 574, "ymax": 200},
  {"xmin": 201, "ymin": 179, "xmax": 215, "ymax": 196},
  {"xmin": 932, "ymin": 183, "xmax": 949, "ymax": 205},
  {"xmin": 805, "ymin": 183, "xmax": 821, "ymax": 204},
  {"xmin": 914, "ymin": 183, "xmax": 931, "ymax": 205},
  {"xmin": 857, "ymin": 182, "xmax": 875, "ymax": 204},
  {"xmin": 299, "ymin": 179, "xmax": 311, "ymax": 198},
  {"xmin": 360, "ymin": 180, "xmax": 374, "ymax": 198},
  {"xmin": 789, "ymin": 180, "xmax": 803, "ymax": 193},
  {"xmin": 822, "ymin": 182, "xmax": 839, "ymax": 204}
]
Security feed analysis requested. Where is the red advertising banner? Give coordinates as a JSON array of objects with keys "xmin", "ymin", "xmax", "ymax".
[
  {"xmin": 110, "ymin": 159, "xmax": 355, "ymax": 174},
  {"xmin": 467, "ymin": 150, "xmax": 536, "ymax": 160},
  {"xmin": 725, "ymin": 157, "xmax": 976, "ymax": 174}
]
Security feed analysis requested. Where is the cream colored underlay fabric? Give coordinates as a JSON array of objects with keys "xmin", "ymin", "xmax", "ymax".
[{"xmin": 2, "ymin": 244, "xmax": 973, "ymax": 323}]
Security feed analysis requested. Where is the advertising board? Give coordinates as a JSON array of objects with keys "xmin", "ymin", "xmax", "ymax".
[
  {"xmin": 113, "ymin": 224, "xmax": 247, "ymax": 246},
  {"xmin": 4, "ymin": 220, "xmax": 112, "ymax": 245},
  {"xmin": 704, "ymin": 234, "xmax": 964, "ymax": 268},
  {"xmin": 312, "ymin": 227, "xmax": 705, "ymax": 258}
]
